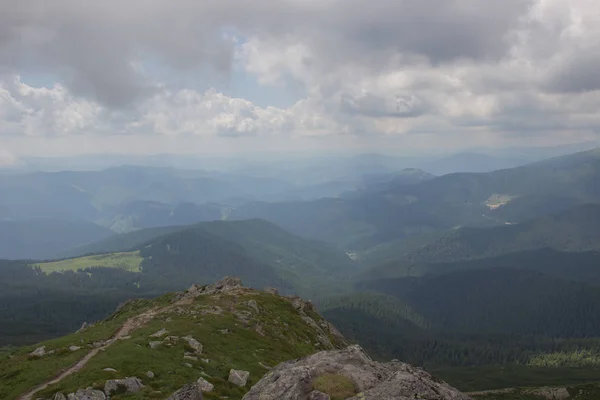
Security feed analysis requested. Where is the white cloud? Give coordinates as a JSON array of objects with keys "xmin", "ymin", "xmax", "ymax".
[{"xmin": 1, "ymin": 0, "xmax": 600, "ymax": 155}]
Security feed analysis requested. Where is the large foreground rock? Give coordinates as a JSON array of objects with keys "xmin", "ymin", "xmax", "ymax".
[{"xmin": 242, "ymin": 345, "xmax": 471, "ymax": 400}]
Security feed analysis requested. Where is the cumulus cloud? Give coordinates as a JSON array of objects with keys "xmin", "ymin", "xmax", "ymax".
[{"xmin": 0, "ymin": 0, "xmax": 600, "ymax": 153}]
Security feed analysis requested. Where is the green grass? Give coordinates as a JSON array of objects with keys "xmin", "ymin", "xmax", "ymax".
[
  {"xmin": 2, "ymin": 291, "xmax": 345, "ymax": 400},
  {"xmin": 312, "ymin": 373, "xmax": 357, "ymax": 400},
  {"xmin": 0, "ymin": 299, "xmax": 152, "ymax": 400},
  {"xmin": 33, "ymin": 251, "xmax": 143, "ymax": 274}
]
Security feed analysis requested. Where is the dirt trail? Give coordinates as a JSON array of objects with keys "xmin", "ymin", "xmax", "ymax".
[{"xmin": 18, "ymin": 308, "xmax": 161, "ymax": 400}]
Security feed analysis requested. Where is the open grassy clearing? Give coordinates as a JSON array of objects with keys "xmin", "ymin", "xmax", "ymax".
[{"xmin": 33, "ymin": 251, "xmax": 143, "ymax": 274}]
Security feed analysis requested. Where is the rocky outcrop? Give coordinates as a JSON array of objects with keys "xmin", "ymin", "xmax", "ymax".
[
  {"xmin": 229, "ymin": 369, "xmax": 250, "ymax": 387},
  {"xmin": 174, "ymin": 276, "xmax": 245, "ymax": 302},
  {"xmin": 166, "ymin": 383, "xmax": 203, "ymax": 400},
  {"xmin": 242, "ymin": 345, "xmax": 471, "ymax": 400}
]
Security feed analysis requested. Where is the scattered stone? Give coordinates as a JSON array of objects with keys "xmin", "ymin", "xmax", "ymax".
[
  {"xmin": 119, "ymin": 335, "xmax": 131, "ymax": 340},
  {"xmin": 146, "ymin": 370, "xmax": 155, "ymax": 379},
  {"xmin": 308, "ymin": 391, "xmax": 330, "ymax": 400},
  {"xmin": 77, "ymin": 322, "xmax": 89, "ymax": 332},
  {"xmin": 104, "ymin": 377, "xmax": 144, "ymax": 396},
  {"xmin": 149, "ymin": 341, "xmax": 162, "ymax": 349},
  {"xmin": 69, "ymin": 346, "xmax": 82, "ymax": 352},
  {"xmin": 182, "ymin": 336, "xmax": 203, "ymax": 354},
  {"xmin": 242, "ymin": 345, "xmax": 470, "ymax": 400},
  {"xmin": 254, "ymin": 325, "xmax": 265, "ymax": 337},
  {"xmin": 150, "ymin": 328, "xmax": 169, "ymax": 338},
  {"xmin": 102, "ymin": 368, "xmax": 117, "ymax": 372},
  {"xmin": 246, "ymin": 300, "xmax": 259, "ymax": 313},
  {"xmin": 197, "ymin": 377, "xmax": 214, "ymax": 392},
  {"xmin": 201, "ymin": 358, "xmax": 210, "ymax": 364},
  {"xmin": 184, "ymin": 355, "xmax": 198, "ymax": 361},
  {"xmin": 30, "ymin": 346, "xmax": 46, "ymax": 357},
  {"xmin": 228, "ymin": 369, "xmax": 250, "ymax": 387},
  {"xmin": 264, "ymin": 287, "xmax": 278, "ymax": 295},
  {"xmin": 70, "ymin": 388, "xmax": 106, "ymax": 400},
  {"xmin": 258, "ymin": 362, "xmax": 271, "ymax": 370},
  {"xmin": 530, "ymin": 387, "xmax": 570, "ymax": 400},
  {"xmin": 219, "ymin": 329, "xmax": 230, "ymax": 335},
  {"xmin": 164, "ymin": 336, "xmax": 180, "ymax": 344},
  {"xmin": 184, "ymin": 363, "xmax": 193, "ymax": 368},
  {"xmin": 166, "ymin": 383, "xmax": 203, "ymax": 400},
  {"xmin": 53, "ymin": 393, "xmax": 67, "ymax": 400}
]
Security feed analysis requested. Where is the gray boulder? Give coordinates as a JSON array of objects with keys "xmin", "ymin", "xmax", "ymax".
[
  {"xmin": 149, "ymin": 341, "xmax": 162, "ymax": 349},
  {"xmin": 229, "ymin": 369, "xmax": 250, "ymax": 387},
  {"xmin": 197, "ymin": 376, "xmax": 214, "ymax": 392},
  {"xmin": 70, "ymin": 389, "xmax": 106, "ymax": 400},
  {"xmin": 104, "ymin": 377, "xmax": 144, "ymax": 395},
  {"xmin": 30, "ymin": 346, "xmax": 46, "ymax": 357},
  {"xmin": 166, "ymin": 383, "xmax": 203, "ymax": 400},
  {"xmin": 69, "ymin": 346, "xmax": 82, "ymax": 352},
  {"xmin": 242, "ymin": 345, "xmax": 471, "ymax": 400},
  {"xmin": 182, "ymin": 336, "xmax": 203, "ymax": 354},
  {"xmin": 53, "ymin": 393, "xmax": 67, "ymax": 400},
  {"xmin": 149, "ymin": 328, "xmax": 169, "ymax": 338},
  {"xmin": 146, "ymin": 370, "xmax": 155, "ymax": 379},
  {"xmin": 308, "ymin": 391, "xmax": 330, "ymax": 400}
]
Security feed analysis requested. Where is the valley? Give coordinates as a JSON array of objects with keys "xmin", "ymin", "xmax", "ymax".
[{"xmin": 3, "ymin": 147, "xmax": 600, "ymax": 399}]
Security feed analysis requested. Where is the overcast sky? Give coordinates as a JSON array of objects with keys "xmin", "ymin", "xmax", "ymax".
[{"xmin": 1, "ymin": 0, "xmax": 600, "ymax": 162}]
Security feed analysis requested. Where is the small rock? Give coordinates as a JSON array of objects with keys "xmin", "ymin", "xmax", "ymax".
[
  {"xmin": 308, "ymin": 391, "xmax": 330, "ymax": 400},
  {"xmin": 197, "ymin": 377, "xmax": 214, "ymax": 392},
  {"xmin": 104, "ymin": 377, "xmax": 144, "ymax": 396},
  {"xmin": 150, "ymin": 328, "xmax": 169, "ymax": 338},
  {"xmin": 53, "ymin": 393, "xmax": 67, "ymax": 400},
  {"xmin": 184, "ymin": 363, "xmax": 193, "ymax": 368},
  {"xmin": 201, "ymin": 358, "xmax": 210, "ymax": 364},
  {"xmin": 219, "ymin": 329, "xmax": 230, "ymax": 335},
  {"xmin": 69, "ymin": 346, "xmax": 82, "ymax": 352},
  {"xmin": 182, "ymin": 336, "xmax": 203, "ymax": 354},
  {"xmin": 246, "ymin": 300, "xmax": 259, "ymax": 313},
  {"xmin": 30, "ymin": 346, "xmax": 46, "ymax": 357},
  {"xmin": 166, "ymin": 383, "xmax": 203, "ymax": 400},
  {"xmin": 102, "ymin": 368, "xmax": 118, "ymax": 372},
  {"xmin": 184, "ymin": 355, "xmax": 198, "ymax": 361},
  {"xmin": 71, "ymin": 388, "xmax": 106, "ymax": 400},
  {"xmin": 149, "ymin": 341, "xmax": 162, "ymax": 349},
  {"xmin": 264, "ymin": 287, "xmax": 278, "ymax": 295},
  {"xmin": 531, "ymin": 387, "xmax": 570, "ymax": 400},
  {"xmin": 164, "ymin": 336, "xmax": 180, "ymax": 344},
  {"xmin": 119, "ymin": 335, "xmax": 131, "ymax": 340},
  {"xmin": 228, "ymin": 369, "xmax": 250, "ymax": 387},
  {"xmin": 146, "ymin": 370, "xmax": 155, "ymax": 379}
]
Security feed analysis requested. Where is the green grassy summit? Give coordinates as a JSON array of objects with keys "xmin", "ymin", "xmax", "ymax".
[{"xmin": 0, "ymin": 277, "xmax": 346, "ymax": 400}]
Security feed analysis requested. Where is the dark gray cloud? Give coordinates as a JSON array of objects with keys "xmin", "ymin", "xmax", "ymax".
[
  {"xmin": 545, "ymin": 48, "xmax": 600, "ymax": 93},
  {"xmin": 0, "ymin": 0, "xmax": 536, "ymax": 107}
]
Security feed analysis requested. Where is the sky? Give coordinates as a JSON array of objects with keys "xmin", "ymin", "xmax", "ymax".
[{"xmin": 1, "ymin": 0, "xmax": 600, "ymax": 163}]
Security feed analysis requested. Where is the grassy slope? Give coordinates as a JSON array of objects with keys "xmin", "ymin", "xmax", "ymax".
[
  {"xmin": 33, "ymin": 251, "xmax": 143, "ymax": 273},
  {"xmin": 0, "ymin": 289, "xmax": 345, "ymax": 400}
]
